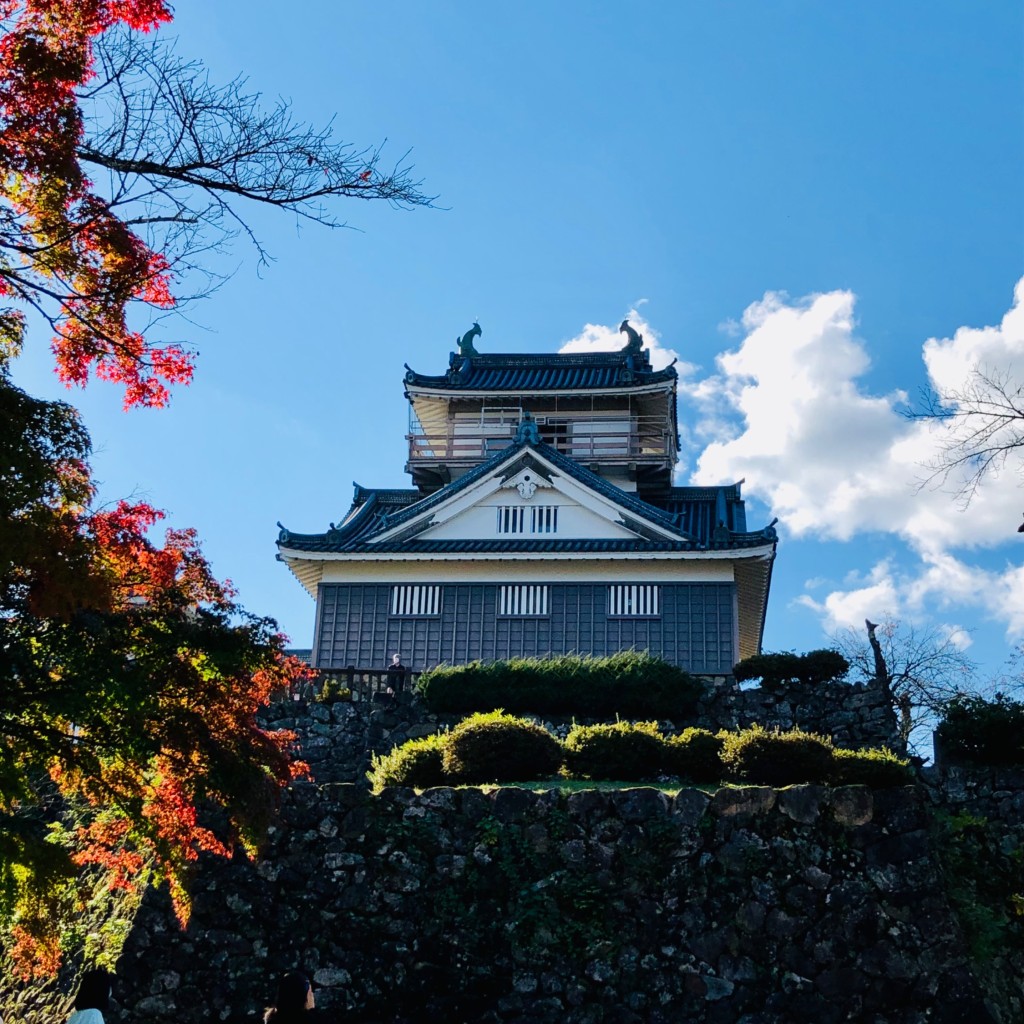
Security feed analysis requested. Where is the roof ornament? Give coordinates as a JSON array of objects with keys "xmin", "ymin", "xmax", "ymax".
[
  {"xmin": 619, "ymin": 319, "xmax": 643, "ymax": 353},
  {"xmin": 515, "ymin": 410, "xmax": 541, "ymax": 445},
  {"xmin": 457, "ymin": 321, "xmax": 482, "ymax": 357}
]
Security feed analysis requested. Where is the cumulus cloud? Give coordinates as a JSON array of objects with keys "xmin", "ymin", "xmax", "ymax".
[
  {"xmin": 687, "ymin": 279, "xmax": 1024, "ymax": 639},
  {"xmin": 560, "ymin": 285, "xmax": 1024, "ymax": 642},
  {"xmin": 559, "ymin": 305, "xmax": 690, "ymax": 374}
]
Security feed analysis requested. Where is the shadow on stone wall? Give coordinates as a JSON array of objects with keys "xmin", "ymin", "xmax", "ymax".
[{"xmin": 66, "ymin": 782, "xmax": 1015, "ymax": 1024}]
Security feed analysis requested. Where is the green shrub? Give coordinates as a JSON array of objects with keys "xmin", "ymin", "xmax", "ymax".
[
  {"xmin": 317, "ymin": 676, "xmax": 352, "ymax": 703},
  {"xmin": 416, "ymin": 651, "xmax": 704, "ymax": 719},
  {"xmin": 831, "ymin": 746, "xmax": 914, "ymax": 788},
  {"xmin": 665, "ymin": 728, "xmax": 724, "ymax": 783},
  {"xmin": 441, "ymin": 711, "xmax": 564, "ymax": 783},
  {"xmin": 563, "ymin": 721, "xmax": 665, "ymax": 781},
  {"xmin": 720, "ymin": 725, "xmax": 834, "ymax": 786},
  {"xmin": 367, "ymin": 732, "xmax": 449, "ymax": 793},
  {"xmin": 733, "ymin": 649, "xmax": 849, "ymax": 691},
  {"xmin": 936, "ymin": 694, "xmax": 1024, "ymax": 766}
]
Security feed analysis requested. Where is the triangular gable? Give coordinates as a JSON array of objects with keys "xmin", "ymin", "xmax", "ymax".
[{"xmin": 369, "ymin": 446, "xmax": 687, "ymax": 547}]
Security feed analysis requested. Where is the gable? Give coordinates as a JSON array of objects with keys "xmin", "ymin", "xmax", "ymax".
[
  {"xmin": 369, "ymin": 449, "xmax": 681, "ymax": 547},
  {"xmin": 418, "ymin": 488, "xmax": 640, "ymax": 542}
]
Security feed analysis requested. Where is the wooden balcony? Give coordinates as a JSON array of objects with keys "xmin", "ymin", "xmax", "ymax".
[{"xmin": 406, "ymin": 416, "xmax": 676, "ymax": 467}]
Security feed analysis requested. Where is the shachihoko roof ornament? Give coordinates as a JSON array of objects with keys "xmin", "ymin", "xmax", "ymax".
[{"xmin": 457, "ymin": 321, "xmax": 481, "ymax": 357}]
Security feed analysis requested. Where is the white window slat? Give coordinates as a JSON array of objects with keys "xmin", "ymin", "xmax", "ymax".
[
  {"xmin": 608, "ymin": 585, "xmax": 661, "ymax": 618},
  {"xmin": 390, "ymin": 585, "xmax": 442, "ymax": 617}
]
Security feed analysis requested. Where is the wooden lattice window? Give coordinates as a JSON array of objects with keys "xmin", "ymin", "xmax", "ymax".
[
  {"xmin": 390, "ymin": 585, "xmax": 442, "ymax": 616},
  {"xmin": 496, "ymin": 505, "xmax": 558, "ymax": 534},
  {"xmin": 498, "ymin": 584, "xmax": 550, "ymax": 617},
  {"xmin": 496, "ymin": 506, "xmax": 526, "ymax": 534},
  {"xmin": 608, "ymin": 584, "xmax": 660, "ymax": 617}
]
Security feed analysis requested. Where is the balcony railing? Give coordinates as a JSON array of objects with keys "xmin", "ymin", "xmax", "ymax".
[
  {"xmin": 407, "ymin": 417, "xmax": 674, "ymax": 464},
  {"xmin": 277, "ymin": 666, "xmax": 420, "ymax": 703}
]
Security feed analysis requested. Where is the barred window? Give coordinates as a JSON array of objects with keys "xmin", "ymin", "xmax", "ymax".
[
  {"xmin": 498, "ymin": 584, "xmax": 549, "ymax": 617},
  {"xmin": 496, "ymin": 506, "xmax": 526, "ymax": 534},
  {"xmin": 496, "ymin": 505, "xmax": 558, "ymax": 534},
  {"xmin": 390, "ymin": 585, "xmax": 442, "ymax": 616},
  {"xmin": 530, "ymin": 506, "xmax": 558, "ymax": 534},
  {"xmin": 608, "ymin": 584, "xmax": 660, "ymax": 617}
]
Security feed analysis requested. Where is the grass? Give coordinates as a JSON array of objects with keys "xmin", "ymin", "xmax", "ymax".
[{"xmin": 416, "ymin": 779, "xmax": 718, "ymax": 796}]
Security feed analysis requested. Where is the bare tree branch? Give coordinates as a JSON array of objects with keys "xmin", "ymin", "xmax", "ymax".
[
  {"xmin": 831, "ymin": 616, "xmax": 978, "ymax": 755},
  {"xmin": 911, "ymin": 364, "xmax": 1024, "ymax": 509}
]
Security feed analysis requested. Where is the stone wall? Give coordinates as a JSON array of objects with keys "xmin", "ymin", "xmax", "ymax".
[
  {"xmin": 919, "ymin": 762, "xmax": 1024, "ymax": 1024},
  {"xmin": 266, "ymin": 672, "xmax": 902, "ymax": 791},
  {"xmin": 93, "ymin": 783, "xmax": 1002, "ymax": 1023},
  {"xmin": 696, "ymin": 675, "xmax": 902, "ymax": 752}
]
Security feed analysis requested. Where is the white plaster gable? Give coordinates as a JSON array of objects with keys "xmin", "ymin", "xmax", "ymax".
[
  {"xmin": 421, "ymin": 490, "xmax": 639, "ymax": 541},
  {"xmin": 368, "ymin": 448, "xmax": 682, "ymax": 545}
]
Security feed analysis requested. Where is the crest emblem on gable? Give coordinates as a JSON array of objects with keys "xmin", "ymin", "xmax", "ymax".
[
  {"xmin": 502, "ymin": 468, "xmax": 549, "ymax": 502},
  {"xmin": 517, "ymin": 478, "xmax": 537, "ymax": 500}
]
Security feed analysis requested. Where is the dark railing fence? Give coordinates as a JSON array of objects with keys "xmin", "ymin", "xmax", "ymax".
[{"xmin": 280, "ymin": 666, "xmax": 420, "ymax": 704}]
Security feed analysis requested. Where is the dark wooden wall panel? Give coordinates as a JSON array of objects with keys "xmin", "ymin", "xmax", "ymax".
[{"xmin": 314, "ymin": 582, "xmax": 736, "ymax": 674}]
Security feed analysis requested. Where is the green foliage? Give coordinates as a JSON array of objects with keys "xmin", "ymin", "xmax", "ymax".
[
  {"xmin": 0, "ymin": 371, "xmax": 307, "ymax": 978},
  {"xmin": 830, "ymin": 746, "xmax": 914, "ymax": 788},
  {"xmin": 317, "ymin": 676, "xmax": 352, "ymax": 703},
  {"xmin": 563, "ymin": 721, "xmax": 665, "ymax": 781},
  {"xmin": 733, "ymin": 649, "xmax": 849, "ymax": 691},
  {"xmin": 720, "ymin": 725, "xmax": 835, "ymax": 786},
  {"xmin": 441, "ymin": 712, "xmax": 564, "ymax": 784},
  {"xmin": 416, "ymin": 651, "xmax": 704, "ymax": 719},
  {"xmin": 665, "ymin": 728, "xmax": 725, "ymax": 783},
  {"xmin": 935, "ymin": 694, "xmax": 1024, "ymax": 767},
  {"xmin": 933, "ymin": 810, "xmax": 1024, "ymax": 966},
  {"xmin": 367, "ymin": 733, "xmax": 449, "ymax": 793}
]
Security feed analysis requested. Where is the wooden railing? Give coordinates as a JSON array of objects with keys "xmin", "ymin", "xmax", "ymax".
[
  {"xmin": 407, "ymin": 422, "xmax": 673, "ymax": 464},
  {"xmin": 280, "ymin": 666, "xmax": 421, "ymax": 704}
]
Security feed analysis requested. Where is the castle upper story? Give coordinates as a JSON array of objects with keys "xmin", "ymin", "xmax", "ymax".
[{"xmin": 402, "ymin": 321, "xmax": 679, "ymax": 494}]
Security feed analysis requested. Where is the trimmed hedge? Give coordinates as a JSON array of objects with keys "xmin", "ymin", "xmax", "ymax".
[
  {"xmin": 366, "ymin": 719, "xmax": 912, "ymax": 791},
  {"xmin": 665, "ymin": 728, "xmax": 724, "ymax": 783},
  {"xmin": 416, "ymin": 651, "xmax": 704, "ymax": 719},
  {"xmin": 733, "ymin": 649, "xmax": 849, "ymax": 691},
  {"xmin": 720, "ymin": 725, "xmax": 835, "ymax": 786},
  {"xmin": 564, "ymin": 721, "xmax": 664, "ymax": 781},
  {"xmin": 935, "ymin": 694, "xmax": 1024, "ymax": 767},
  {"xmin": 442, "ymin": 711, "xmax": 564, "ymax": 783},
  {"xmin": 831, "ymin": 746, "xmax": 913, "ymax": 788},
  {"xmin": 367, "ymin": 733, "xmax": 449, "ymax": 793}
]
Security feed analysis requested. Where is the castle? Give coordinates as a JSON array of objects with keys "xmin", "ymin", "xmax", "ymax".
[{"xmin": 276, "ymin": 322, "xmax": 777, "ymax": 674}]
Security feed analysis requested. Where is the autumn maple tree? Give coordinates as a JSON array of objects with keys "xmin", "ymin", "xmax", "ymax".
[{"xmin": 0, "ymin": 0, "xmax": 428, "ymax": 978}]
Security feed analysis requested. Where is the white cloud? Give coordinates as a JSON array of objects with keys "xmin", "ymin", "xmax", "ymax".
[
  {"xmin": 559, "ymin": 305, "xmax": 691, "ymax": 375},
  {"xmin": 562, "ymin": 285, "xmax": 1024, "ymax": 644},
  {"xmin": 687, "ymin": 279, "xmax": 1024, "ymax": 640},
  {"xmin": 796, "ymin": 561, "xmax": 903, "ymax": 633}
]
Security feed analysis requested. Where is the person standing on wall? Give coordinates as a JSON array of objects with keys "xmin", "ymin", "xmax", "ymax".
[
  {"xmin": 385, "ymin": 655, "xmax": 405, "ymax": 696},
  {"xmin": 385, "ymin": 652, "xmax": 407, "ymax": 703}
]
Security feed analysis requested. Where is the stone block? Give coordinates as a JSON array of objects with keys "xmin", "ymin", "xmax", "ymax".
[
  {"xmin": 611, "ymin": 787, "xmax": 671, "ymax": 822},
  {"xmin": 831, "ymin": 786, "xmax": 873, "ymax": 826},
  {"xmin": 491, "ymin": 786, "xmax": 535, "ymax": 823},
  {"xmin": 710, "ymin": 786, "xmax": 776, "ymax": 818},
  {"xmin": 672, "ymin": 788, "xmax": 711, "ymax": 826},
  {"xmin": 778, "ymin": 784, "xmax": 828, "ymax": 824}
]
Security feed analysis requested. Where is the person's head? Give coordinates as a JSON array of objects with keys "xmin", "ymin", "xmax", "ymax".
[
  {"xmin": 274, "ymin": 971, "xmax": 314, "ymax": 1013},
  {"xmin": 391, "ymin": 653, "xmax": 401, "ymax": 666},
  {"xmin": 74, "ymin": 969, "xmax": 112, "ymax": 1012}
]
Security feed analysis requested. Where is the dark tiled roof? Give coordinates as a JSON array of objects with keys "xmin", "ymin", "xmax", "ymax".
[
  {"xmin": 277, "ymin": 440, "xmax": 777, "ymax": 556},
  {"xmin": 404, "ymin": 346, "xmax": 678, "ymax": 392}
]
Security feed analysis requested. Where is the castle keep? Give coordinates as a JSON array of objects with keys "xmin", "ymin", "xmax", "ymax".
[{"xmin": 276, "ymin": 323, "xmax": 777, "ymax": 674}]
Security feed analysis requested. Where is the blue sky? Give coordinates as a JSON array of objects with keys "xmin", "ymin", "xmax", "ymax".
[{"xmin": 11, "ymin": 2, "xmax": 1024, "ymax": 680}]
